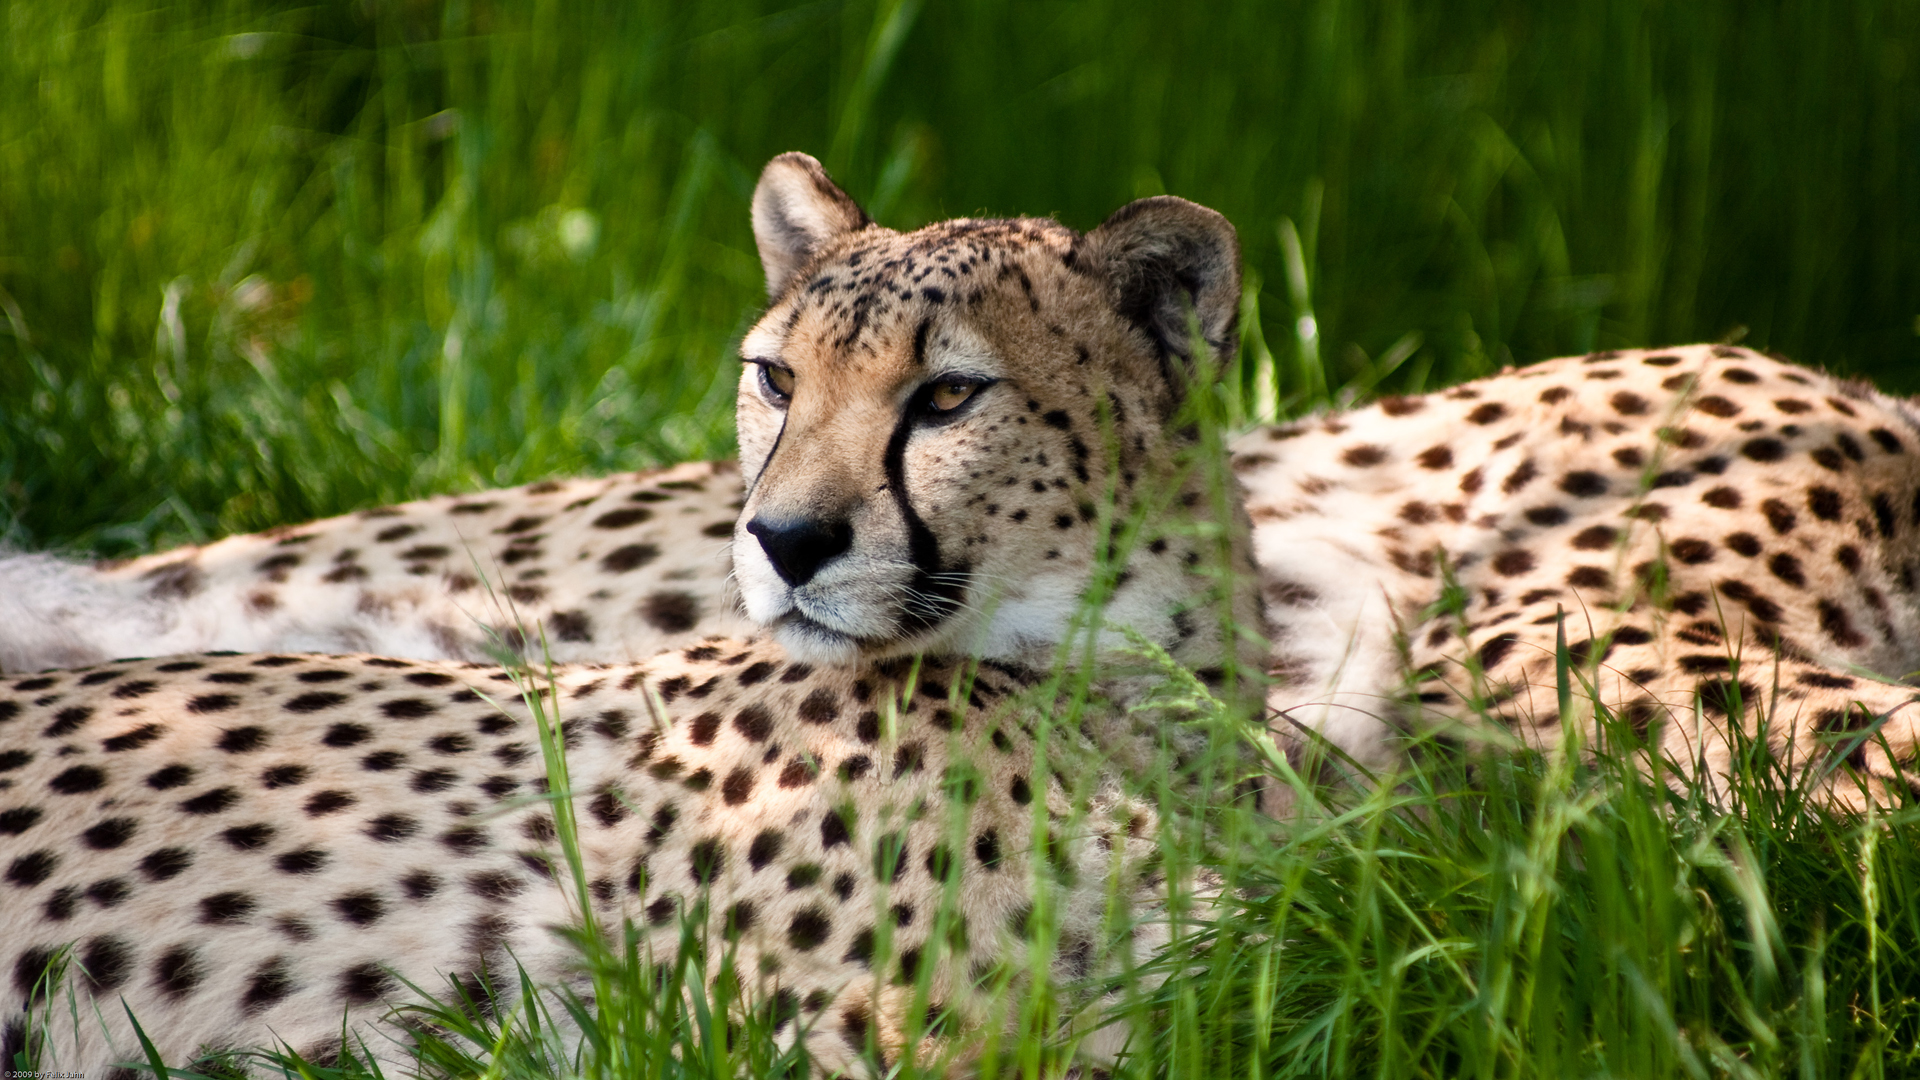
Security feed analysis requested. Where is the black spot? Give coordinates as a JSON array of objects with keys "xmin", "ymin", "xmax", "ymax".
[
  {"xmin": 844, "ymin": 928, "xmax": 876, "ymax": 967},
  {"xmin": 1696, "ymin": 679, "xmax": 1758, "ymax": 718},
  {"xmin": 748, "ymin": 829, "xmax": 785, "ymax": 870},
  {"xmin": 1760, "ymin": 498, "xmax": 1796, "ymax": 533},
  {"xmin": 1525, "ymin": 506, "xmax": 1570, "ymax": 526},
  {"xmin": 1769, "ymin": 553, "xmax": 1807, "ymax": 587},
  {"xmin": 333, "ymin": 891, "xmax": 386, "ymax": 925},
  {"xmin": 240, "ymin": 956, "xmax": 295, "ymax": 1015},
  {"xmin": 428, "ymin": 733, "xmax": 472, "ymax": 755},
  {"xmin": 690, "ymin": 838, "xmax": 725, "ymax": 884},
  {"xmin": 100, "ymin": 723, "xmax": 165, "ymax": 752},
  {"xmin": 284, "ymin": 691, "xmax": 347, "ymax": 713},
  {"xmin": 1669, "ymin": 538, "xmax": 1714, "ymax": 564},
  {"xmin": 550, "ymin": 610, "xmax": 594, "ymax": 643},
  {"xmin": 153, "ymin": 945, "xmax": 203, "ymax": 999},
  {"xmin": 688, "ymin": 711, "xmax": 721, "ymax": 746},
  {"xmin": 1837, "ymin": 545, "xmax": 1863, "ymax": 574},
  {"xmin": 1808, "ymin": 487, "xmax": 1843, "ymax": 521},
  {"xmin": 0, "ymin": 807, "xmax": 41, "ymax": 835},
  {"xmin": 217, "ymin": 726, "xmax": 269, "ymax": 753},
  {"xmin": 1492, "ymin": 550, "xmax": 1535, "ymax": 576},
  {"xmin": 1010, "ymin": 776, "xmax": 1032, "ymax": 804},
  {"xmin": 49, "ymin": 764, "xmax": 107, "ymax": 794},
  {"xmin": 788, "ymin": 908, "xmax": 833, "ymax": 952},
  {"xmin": 593, "ymin": 507, "xmax": 653, "ymax": 529},
  {"xmin": 340, "ymin": 961, "xmax": 394, "ymax": 1005},
  {"xmin": 975, "ymin": 829, "xmax": 1002, "ymax": 869},
  {"xmin": 198, "ymin": 891, "xmax": 256, "ymax": 923},
  {"xmin": 1559, "ymin": 472, "xmax": 1608, "ymax": 497},
  {"xmin": 1742, "ymin": 438, "xmax": 1787, "ymax": 462},
  {"xmin": 821, "ymin": 807, "xmax": 853, "ymax": 850},
  {"xmin": 734, "ymin": 703, "xmax": 774, "ymax": 742},
  {"xmin": 275, "ymin": 848, "xmax": 329, "ymax": 874},
  {"xmin": 366, "ymin": 814, "xmax": 419, "ymax": 842},
  {"xmin": 5, "ymin": 850, "xmax": 58, "ymax": 887},
  {"xmin": 43, "ymin": 706, "xmax": 93, "ymax": 736},
  {"xmin": 641, "ymin": 591, "xmax": 701, "ymax": 633},
  {"xmin": 798, "ymin": 689, "xmax": 840, "ymax": 724},
  {"xmin": 1818, "ymin": 600, "xmax": 1867, "ymax": 648},
  {"xmin": 221, "ymin": 823, "xmax": 276, "ymax": 850},
  {"xmin": 81, "ymin": 935, "xmax": 134, "ymax": 990},
  {"xmin": 440, "ymin": 825, "xmax": 489, "ymax": 854},
  {"xmin": 1478, "ymin": 633, "xmax": 1520, "ymax": 669},
  {"xmin": 180, "ymin": 787, "xmax": 240, "ymax": 815},
  {"xmin": 304, "ymin": 790, "xmax": 356, "ymax": 816},
  {"xmin": 411, "ymin": 767, "xmax": 458, "ymax": 793},
  {"xmin": 140, "ymin": 847, "xmax": 193, "ymax": 880},
  {"xmin": 400, "ymin": 871, "xmax": 440, "ymax": 899},
  {"xmin": 83, "ymin": 817, "xmax": 138, "ymax": 850},
  {"xmin": 721, "ymin": 767, "xmax": 756, "ymax": 805}
]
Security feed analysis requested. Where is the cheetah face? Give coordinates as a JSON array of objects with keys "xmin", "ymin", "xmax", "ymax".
[{"xmin": 731, "ymin": 154, "xmax": 1241, "ymax": 665}]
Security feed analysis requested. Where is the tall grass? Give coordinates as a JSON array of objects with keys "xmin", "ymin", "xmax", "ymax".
[
  {"xmin": 2, "ymin": 1, "xmax": 1915, "ymax": 554},
  {"xmin": 5, "ymin": 5, "xmax": 1920, "ymax": 1077}
]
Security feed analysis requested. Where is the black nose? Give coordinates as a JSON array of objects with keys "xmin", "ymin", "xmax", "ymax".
[{"xmin": 746, "ymin": 515, "xmax": 853, "ymax": 587}]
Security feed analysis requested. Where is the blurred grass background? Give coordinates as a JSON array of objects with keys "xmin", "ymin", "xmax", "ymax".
[{"xmin": 1, "ymin": 0, "xmax": 1915, "ymax": 556}]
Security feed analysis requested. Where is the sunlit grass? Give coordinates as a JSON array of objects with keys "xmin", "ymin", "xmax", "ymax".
[
  {"xmin": 3, "ymin": 1, "xmax": 1915, "ymax": 554},
  {"xmin": 5, "ymin": 3, "xmax": 1919, "ymax": 1076}
]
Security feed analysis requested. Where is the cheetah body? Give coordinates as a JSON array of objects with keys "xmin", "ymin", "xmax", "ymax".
[
  {"xmin": 0, "ymin": 646, "xmax": 1156, "ymax": 1072},
  {"xmin": 1239, "ymin": 344, "xmax": 1920, "ymax": 807},
  {"xmin": 1, "ymin": 155, "xmax": 1259, "ymax": 1071}
]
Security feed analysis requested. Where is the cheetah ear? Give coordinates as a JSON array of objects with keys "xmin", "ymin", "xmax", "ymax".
[
  {"xmin": 1082, "ymin": 196, "xmax": 1241, "ymax": 377},
  {"xmin": 751, "ymin": 152, "xmax": 873, "ymax": 299}
]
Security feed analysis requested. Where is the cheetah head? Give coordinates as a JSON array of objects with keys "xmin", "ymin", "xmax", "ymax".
[{"xmin": 733, "ymin": 153, "xmax": 1248, "ymax": 666}]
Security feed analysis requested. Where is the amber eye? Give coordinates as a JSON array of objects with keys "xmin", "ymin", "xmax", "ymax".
[
  {"xmin": 928, "ymin": 381, "xmax": 979, "ymax": 413},
  {"xmin": 759, "ymin": 364, "xmax": 796, "ymax": 401}
]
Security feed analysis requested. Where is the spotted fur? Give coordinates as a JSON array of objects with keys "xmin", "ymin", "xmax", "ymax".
[
  {"xmin": 0, "ymin": 647, "xmax": 1172, "ymax": 1072},
  {"xmin": 0, "ymin": 155, "xmax": 1261, "ymax": 1072},
  {"xmin": 0, "ymin": 460, "xmax": 752, "ymax": 674},
  {"xmin": 1241, "ymin": 344, "xmax": 1920, "ymax": 810}
]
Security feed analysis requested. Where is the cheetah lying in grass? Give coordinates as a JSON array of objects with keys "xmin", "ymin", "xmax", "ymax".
[
  {"xmin": 0, "ymin": 154, "xmax": 1263, "ymax": 1072},
  {"xmin": 12, "ymin": 336, "xmax": 1920, "ymax": 811}
]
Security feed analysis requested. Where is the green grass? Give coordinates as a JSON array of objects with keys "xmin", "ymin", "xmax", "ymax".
[
  {"xmin": 3, "ymin": 0, "xmax": 1916, "ymax": 554},
  {"xmin": 6, "ymin": 3, "xmax": 1920, "ymax": 1077}
]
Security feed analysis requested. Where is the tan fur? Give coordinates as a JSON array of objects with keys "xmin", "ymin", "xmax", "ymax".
[
  {"xmin": 1239, "ymin": 344, "xmax": 1920, "ymax": 809},
  {"xmin": 0, "ymin": 156, "xmax": 1260, "ymax": 1073}
]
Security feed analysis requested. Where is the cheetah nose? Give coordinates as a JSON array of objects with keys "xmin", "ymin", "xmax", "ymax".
[{"xmin": 746, "ymin": 515, "xmax": 854, "ymax": 587}]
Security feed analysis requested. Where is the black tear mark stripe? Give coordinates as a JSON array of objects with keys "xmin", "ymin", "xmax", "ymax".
[{"xmin": 882, "ymin": 401, "xmax": 966, "ymax": 637}]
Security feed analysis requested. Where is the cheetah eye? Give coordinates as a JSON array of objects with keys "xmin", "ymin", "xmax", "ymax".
[
  {"xmin": 755, "ymin": 362, "xmax": 795, "ymax": 403},
  {"xmin": 927, "ymin": 380, "xmax": 982, "ymax": 413}
]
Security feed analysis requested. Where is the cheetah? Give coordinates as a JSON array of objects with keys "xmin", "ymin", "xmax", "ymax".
[
  {"xmin": 15, "ymin": 345, "xmax": 1920, "ymax": 813},
  {"xmin": 1239, "ymin": 344, "xmax": 1920, "ymax": 810},
  {"xmin": 0, "ymin": 153, "xmax": 1263, "ymax": 1071}
]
